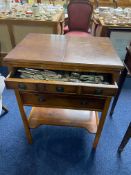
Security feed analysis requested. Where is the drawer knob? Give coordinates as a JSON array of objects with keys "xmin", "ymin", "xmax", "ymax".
[
  {"xmin": 38, "ymin": 96, "xmax": 45, "ymax": 102},
  {"xmin": 56, "ymin": 86, "xmax": 64, "ymax": 93},
  {"xmin": 95, "ymin": 88, "xmax": 103, "ymax": 95},
  {"xmin": 80, "ymin": 100, "xmax": 88, "ymax": 105},
  {"xmin": 18, "ymin": 83, "xmax": 27, "ymax": 90},
  {"xmin": 37, "ymin": 84, "xmax": 46, "ymax": 91}
]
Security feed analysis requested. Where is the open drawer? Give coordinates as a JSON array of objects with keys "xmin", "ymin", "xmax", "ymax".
[{"xmin": 5, "ymin": 68, "xmax": 118, "ymax": 96}]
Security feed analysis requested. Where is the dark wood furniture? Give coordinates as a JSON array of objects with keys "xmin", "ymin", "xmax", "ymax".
[
  {"xmin": 109, "ymin": 43, "xmax": 131, "ymax": 152},
  {"xmin": 4, "ymin": 34, "xmax": 123, "ymax": 148},
  {"xmin": 95, "ymin": 0, "xmax": 115, "ymax": 7},
  {"xmin": 110, "ymin": 44, "xmax": 131, "ymax": 116},
  {"xmin": 92, "ymin": 15, "xmax": 131, "ymax": 37},
  {"xmin": 118, "ymin": 122, "xmax": 131, "ymax": 152},
  {"xmin": 114, "ymin": 0, "xmax": 131, "ymax": 7},
  {"xmin": 0, "ymin": 105, "xmax": 8, "ymax": 117},
  {"xmin": 66, "ymin": 0, "xmax": 116, "ymax": 7},
  {"xmin": 64, "ymin": 0, "xmax": 93, "ymax": 36}
]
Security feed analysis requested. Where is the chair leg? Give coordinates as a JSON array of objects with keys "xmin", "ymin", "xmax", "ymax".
[
  {"xmin": 118, "ymin": 123, "xmax": 131, "ymax": 153},
  {"xmin": 2, "ymin": 105, "xmax": 8, "ymax": 113},
  {"xmin": 110, "ymin": 68, "xmax": 127, "ymax": 116},
  {"xmin": 0, "ymin": 105, "xmax": 8, "ymax": 117}
]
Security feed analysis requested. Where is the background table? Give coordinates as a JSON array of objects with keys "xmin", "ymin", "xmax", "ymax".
[
  {"xmin": 0, "ymin": 11, "xmax": 64, "ymax": 62},
  {"xmin": 93, "ymin": 15, "xmax": 131, "ymax": 37}
]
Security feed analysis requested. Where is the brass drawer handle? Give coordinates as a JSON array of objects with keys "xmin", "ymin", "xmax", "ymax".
[
  {"xmin": 80, "ymin": 100, "xmax": 88, "ymax": 105},
  {"xmin": 18, "ymin": 83, "xmax": 27, "ymax": 90},
  {"xmin": 38, "ymin": 96, "xmax": 45, "ymax": 102},
  {"xmin": 95, "ymin": 88, "xmax": 103, "ymax": 95},
  {"xmin": 56, "ymin": 86, "xmax": 64, "ymax": 93},
  {"xmin": 36, "ymin": 84, "xmax": 46, "ymax": 91}
]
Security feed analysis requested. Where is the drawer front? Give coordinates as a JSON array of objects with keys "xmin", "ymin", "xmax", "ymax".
[
  {"xmin": 82, "ymin": 86, "xmax": 117, "ymax": 96},
  {"xmin": 5, "ymin": 78, "xmax": 78, "ymax": 94},
  {"xmin": 36, "ymin": 83, "xmax": 78, "ymax": 94},
  {"xmin": 20, "ymin": 92, "xmax": 106, "ymax": 111},
  {"xmin": 5, "ymin": 76, "xmax": 118, "ymax": 96}
]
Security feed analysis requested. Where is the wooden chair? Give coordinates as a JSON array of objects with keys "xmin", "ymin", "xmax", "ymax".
[
  {"xmin": 118, "ymin": 122, "xmax": 131, "ymax": 152},
  {"xmin": 110, "ymin": 43, "xmax": 131, "ymax": 152},
  {"xmin": 110, "ymin": 43, "xmax": 131, "ymax": 116},
  {"xmin": 64, "ymin": 1, "xmax": 93, "ymax": 36},
  {"xmin": 65, "ymin": 0, "xmax": 91, "ymax": 4},
  {"xmin": 0, "ymin": 105, "xmax": 8, "ymax": 117}
]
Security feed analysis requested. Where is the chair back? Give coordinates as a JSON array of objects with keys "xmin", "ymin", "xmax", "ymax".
[{"xmin": 67, "ymin": 1, "xmax": 93, "ymax": 32}]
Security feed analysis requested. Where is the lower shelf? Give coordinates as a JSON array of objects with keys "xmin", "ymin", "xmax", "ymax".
[{"xmin": 28, "ymin": 107, "xmax": 99, "ymax": 134}]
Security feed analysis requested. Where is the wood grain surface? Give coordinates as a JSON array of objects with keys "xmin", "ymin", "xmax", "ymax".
[{"xmin": 4, "ymin": 33, "xmax": 123, "ymax": 71}]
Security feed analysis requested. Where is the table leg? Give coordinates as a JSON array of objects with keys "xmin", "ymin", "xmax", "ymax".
[
  {"xmin": 93, "ymin": 97, "xmax": 111, "ymax": 148},
  {"xmin": 110, "ymin": 68, "xmax": 127, "ymax": 116},
  {"xmin": 100, "ymin": 26, "xmax": 108, "ymax": 37},
  {"xmin": 15, "ymin": 90, "xmax": 32, "ymax": 144},
  {"xmin": 118, "ymin": 122, "xmax": 131, "ymax": 153},
  {"xmin": 2, "ymin": 105, "xmax": 8, "ymax": 113}
]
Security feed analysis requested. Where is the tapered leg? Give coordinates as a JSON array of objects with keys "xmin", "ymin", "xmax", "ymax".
[
  {"xmin": 118, "ymin": 123, "xmax": 131, "ymax": 152},
  {"xmin": 2, "ymin": 105, "xmax": 8, "ymax": 113},
  {"xmin": 15, "ymin": 90, "xmax": 33, "ymax": 144},
  {"xmin": 93, "ymin": 97, "xmax": 111, "ymax": 148},
  {"xmin": 110, "ymin": 68, "xmax": 127, "ymax": 116},
  {"xmin": 0, "ymin": 105, "xmax": 8, "ymax": 117}
]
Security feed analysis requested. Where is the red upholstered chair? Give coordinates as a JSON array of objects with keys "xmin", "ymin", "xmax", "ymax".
[{"xmin": 64, "ymin": 1, "xmax": 93, "ymax": 37}]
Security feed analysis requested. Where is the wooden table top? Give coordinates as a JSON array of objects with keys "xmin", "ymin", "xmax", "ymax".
[{"xmin": 4, "ymin": 33, "xmax": 123, "ymax": 72}]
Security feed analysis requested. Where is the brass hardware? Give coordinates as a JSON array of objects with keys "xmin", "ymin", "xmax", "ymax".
[
  {"xmin": 18, "ymin": 83, "xmax": 27, "ymax": 90},
  {"xmin": 56, "ymin": 86, "xmax": 64, "ymax": 93},
  {"xmin": 80, "ymin": 100, "xmax": 88, "ymax": 105},
  {"xmin": 36, "ymin": 84, "xmax": 46, "ymax": 92},
  {"xmin": 38, "ymin": 96, "xmax": 45, "ymax": 102},
  {"xmin": 95, "ymin": 88, "xmax": 103, "ymax": 95}
]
